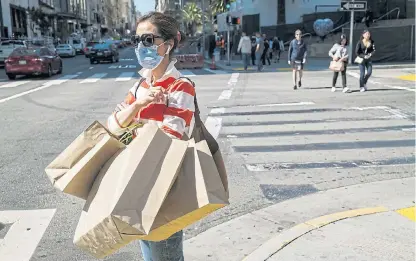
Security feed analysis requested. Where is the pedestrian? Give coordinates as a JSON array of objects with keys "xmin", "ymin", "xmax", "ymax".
[
  {"xmin": 355, "ymin": 29, "xmax": 376, "ymax": 92},
  {"xmin": 251, "ymin": 36, "xmax": 257, "ymax": 66},
  {"xmin": 261, "ymin": 33, "xmax": 271, "ymax": 66},
  {"xmin": 329, "ymin": 34, "xmax": 350, "ymax": 93},
  {"xmin": 237, "ymin": 32, "xmax": 252, "ymax": 71},
  {"xmin": 363, "ymin": 8, "xmax": 373, "ymax": 28},
  {"xmin": 107, "ymin": 11, "xmax": 193, "ymax": 261},
  {"xmin": 255, "ymin": 32, "xmax": 265, "ymax": 71},
  {"xmin": 288, "ymin": 29, "xmax": 307, "ymax": 90},
  {"xmin": 269, "ymin": 38, "xmax": 274, "ymax": 61}
]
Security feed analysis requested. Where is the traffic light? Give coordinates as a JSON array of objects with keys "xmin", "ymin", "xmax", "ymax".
[
  {"xmin": 224, "ymin": 0, "xmax": 231, "ymax": 10},
  {"xmin": 231, "ymin": 17, "xmax": 240, "ymax": 25}
]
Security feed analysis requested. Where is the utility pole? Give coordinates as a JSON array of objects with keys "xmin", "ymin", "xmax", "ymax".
[
  {"xmin": 348, "ymin": 0, "xmax": 355, "ymax": 65},
  {"xmin": 201, "ymin": 0, "xmax": 206, "ymax": 57},
  {"xmin": 226, "ymin": 15, "xmax": 230, "ymax": 66}
]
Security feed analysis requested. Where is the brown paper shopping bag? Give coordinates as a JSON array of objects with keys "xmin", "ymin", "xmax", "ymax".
[
  {"xmin": 144, "ymin": 139, "xmax": 229, "ymax": 241},
  {"xmin": 45, "ymin": 121, "xmax": 125, "ymax": 200},
  {"xmin": 190, "ymin": 94, "xmax": 229, "ymax": 198},
  {"xmin": 73, "ymin": 124, "xmax": 189, "ymax": 259}
]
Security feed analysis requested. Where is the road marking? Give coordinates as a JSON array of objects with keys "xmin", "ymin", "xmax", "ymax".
[
  {"xmin": 396, "ymin": 206, "xmax": 415, "ymax": 221},
  {"xmin": 350, "ymin": 106, "xmax": 408, "ymax": 119},
  {"xmin": 228, "ymin": 73, "xmax": 239, "ymax": 85},
  {"xmin": 80, "ymin": 73, "xmax": 107, "ymax": 83},
  {"xmin": 119, "ymin": 58, "xmax": 135, "ymax": 61},
  {"xmin": 0, "ymin": 75, "xmax": 79, "ymax": 104},
  {"xmin": 203, "ymin": 68, "xmax": 227, "ymax": 74},
  {"xmin": 347, "ymin": 71, "xmax": 415, "ymax": 92},
  {"xmin": 0, "ymin": 209, "xmax": 56, "ymax": 261},
  {"xmin": 210, "ymin": 107, "xmax": 226, "ymax": 114},
  {"xmin": 0, "ymin": 81, "xmax": 31, "ymax": 88},
  {"xmin": 398, "ymin": 74, "xmax": 415, "ymax": 81},
  {"xmin": 257, "ymin": 102, "xmax": 315, "ymax": 107},
  {"xmin": 89, "ymin": 67, "xmax": 93, "ymax": 69},
  {"xmin": 108, "ymin": 65, "xmax": 137, "ymax": 69},
  {"xmin": 218, "ymin": 89, "xmax": 233, "ymax": 100},
  {"xmin": 204, "ymin": 116, "xmax": 222, "ymax": 139},
  {"xmin": 115, "ymin": 72, "xmax": 135, "ymax": 82}
]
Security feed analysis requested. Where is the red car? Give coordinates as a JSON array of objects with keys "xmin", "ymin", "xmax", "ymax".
[{"xmin": 4, "ymin": 47, "xmax": 63, "ymax": 80}]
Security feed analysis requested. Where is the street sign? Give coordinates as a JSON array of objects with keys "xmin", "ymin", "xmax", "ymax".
[{"xmin": 340, "ymin": 1, "xmax": 367, "ymax": 11}]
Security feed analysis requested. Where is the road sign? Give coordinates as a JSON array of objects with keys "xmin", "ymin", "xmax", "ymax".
[{"xmin": 340, "ymin": 1, "xmax": 367, "ymax": 11}]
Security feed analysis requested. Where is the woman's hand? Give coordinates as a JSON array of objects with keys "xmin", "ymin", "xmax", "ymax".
[{"xmin": 333, "ymin": 56, "xmax": 339, "ymax": 61}]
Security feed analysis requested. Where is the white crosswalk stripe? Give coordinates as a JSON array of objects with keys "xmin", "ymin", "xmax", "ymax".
[
  {"xmin": 180, "ymin": 70, "xmax": 196, "ymax": 77},
  {"xmin": 80, "ymin": 73, "xmax": 107, "ymax": 83},
  {"xmin": 0, "ymin": 81, "xmax": 31, "ymax": 88},
  {"xmin": 115, "ymin": 72, "xmax": 136, "ymax": 82}
]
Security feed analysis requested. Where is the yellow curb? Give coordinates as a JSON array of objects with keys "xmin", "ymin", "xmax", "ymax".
[
  {"xmin": 396, "ymin": 206, "xmax": 416, "ymax": 221},
  {"xmin": 242, "ymin": 206, "xmax": 388, "ymax": 261},
  {"xmin": 398, "ymin": 74, "xmax": 416, "ymax": 81}
]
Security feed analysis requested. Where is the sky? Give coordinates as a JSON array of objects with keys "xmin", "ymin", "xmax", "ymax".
[{"xmin": 135, "ymin": 0, "xmax": 155, "ymax": 14}]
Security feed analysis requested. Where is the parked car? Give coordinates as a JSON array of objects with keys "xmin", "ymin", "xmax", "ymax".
[
  {"xmin": 0, "ymin": 40, "xmax": 27, "ymax": 66},
  {"xmin": 71, "ymin": 39, "xmax": 85, "ymax": 54},
  {"xmin": 122, "ymin": 38, "xmax": 132, "ymax": 45},
  {"xmin": 5, "ymin": 47, "xmax": 62, "ymax": 80},
  {"xmin": 112, "ymin": 40, "xmax": 124, "ymax": 48},
  {"xmin": 89, "ymin": 43, "xmax": 119, "ymax": 64},
  {"xmin": 84, "ymin": 41, "xmax": 101, "ymax": 58},
  {"xmin": 56, "ymin": 44, "xmax": 76, "ymax": 57}
]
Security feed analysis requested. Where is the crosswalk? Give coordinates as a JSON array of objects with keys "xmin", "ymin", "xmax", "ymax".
[
  {"xmin": 211, "ymin": 102, "xmax": 415, "ymax": 192},
  {"xmin": 0, "ymin": 69, "xmax": 227, "ymax": 89}
]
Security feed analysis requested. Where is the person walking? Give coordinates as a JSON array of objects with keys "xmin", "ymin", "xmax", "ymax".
[
  {"xmin": 288, "ymin": 29, "xmax": 307, "ymax": 90},
  {"xmin": 329, "ymin": 34, "xmax": 350, "ymax": 93},
  {"xmin": 261, "ymin": 34, "xmax": 271, "ymax": 66},
  {"xmin": 238, "ymin": 32, "xmax": 252, "ymax": 71},
  {"xmin": 107, "ymin": 12, "xmax": 194, "ymax": 261},
  {"xmin": 255, "ymin": 32, "xmax": 265, "ymax": 71},
  {"xmin": 251, "ymin": 36, "xmax": 257, "ymax": 66},
  {"xmin": 355, "ymin": 29, "xmax": 375, "ymax": 92}
]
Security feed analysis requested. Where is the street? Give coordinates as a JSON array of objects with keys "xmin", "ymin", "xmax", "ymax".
[{"xmin": 0, "ymin": 46, "xmax": 414, "ymax": 261}]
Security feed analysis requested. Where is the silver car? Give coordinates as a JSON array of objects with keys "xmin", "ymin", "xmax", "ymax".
[{"xmin": 56, "ymin": 44, "xmax": 76, "ymax": 57}]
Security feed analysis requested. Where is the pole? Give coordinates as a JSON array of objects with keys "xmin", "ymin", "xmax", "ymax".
[
  {"xmin": 201, "ymin": 0, "xmax": 206, "ymax": 57},
  {"xmin": 227, "ymin": 24, "xmax": 230, "ymax": 66},
  {"xmin": 348, "ymin": 0, "xmax": 355, "ymax": 65}
]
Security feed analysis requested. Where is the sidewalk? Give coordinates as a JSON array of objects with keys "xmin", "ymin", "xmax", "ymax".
[
  {"xmin": 205, "ymin": 56, "xmax": 415, "ymax": 72},
  {"xmin": 184, "ymin": 178, "xmax": 415, "ymax": 261}
]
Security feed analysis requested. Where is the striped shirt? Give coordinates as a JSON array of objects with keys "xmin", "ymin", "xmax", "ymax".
[{"xmin": 107, "ymin": 59, "xmax": 195, "ymax": 139}]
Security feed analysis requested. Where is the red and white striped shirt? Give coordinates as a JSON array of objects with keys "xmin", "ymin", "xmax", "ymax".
[{"xmin": 107, "ymin": 60, "xmax": 195, "ymax": 139}]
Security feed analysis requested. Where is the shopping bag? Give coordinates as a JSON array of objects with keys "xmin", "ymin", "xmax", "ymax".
[
  {"xmin": 45, "ymin": 121, "xmax": 125, "ymax": 200},
  {"xmin": 329, "ymin": 60, "xmax": 345, "ymax": 72},
  {"xmin": 354, "ymin": 56, "xmax": 364, "ymax": 64},
  {"xmin": 143, "ymin": 139, "xmax": 229, "ymax": 241},
  {"xmin": 73, "ymin": 124, "xmax": 189, "ymax": 259},
  {"xmin": 189, "ymin": 94, "xmax": 229, "ymax": 198}
]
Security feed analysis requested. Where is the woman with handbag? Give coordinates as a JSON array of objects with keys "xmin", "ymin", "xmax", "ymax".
[
  {"xmin": 355, "ymin": 30, "xmax": 376, "ymax": 92},
  {"xmin": 329, "ymin": 34, "xmax": 349, "ymax": 93},
  {"xmin": 107, "ymin": 12, "xmax": 194, "ymax": 261}
]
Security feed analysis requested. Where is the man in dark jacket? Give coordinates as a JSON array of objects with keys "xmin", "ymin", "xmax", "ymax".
[{"xmin": 288, "ymin": 29, "xmax": 307, "ymax": 90}]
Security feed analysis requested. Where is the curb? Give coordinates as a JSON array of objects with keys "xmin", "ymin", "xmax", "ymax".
[
  {"xmin": 242, "ymin": 206, "xmax": 398, "ymax": 261},
  {"xmin": 346, "ymin": 71, "xmax": 416, "ymax": 92}
]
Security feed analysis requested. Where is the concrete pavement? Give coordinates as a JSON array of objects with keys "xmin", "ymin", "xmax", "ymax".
[
  {"xmin": 185, "ymin": 178, "xmax": 415, "ymax": 261},
  {"xmin": 0, "ymin": 46, "xmax": 414, "ymax": 261}
]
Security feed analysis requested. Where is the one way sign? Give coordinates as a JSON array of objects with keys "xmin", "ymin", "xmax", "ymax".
[{"xmin": 340, "ymin": 1, "xmax": 367, "ymax": 11}]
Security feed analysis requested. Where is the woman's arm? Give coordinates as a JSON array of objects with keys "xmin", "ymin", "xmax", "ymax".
[
  {"xmin": 355, "ymin": 41, "xmax": 365, "ymax": 58},
  {"xmin": 162, "ymin": 79, "xmax": 195, "ymax": 139},
  {"xmin": 328, "ymin": 44, "xmax": 337, "ymax": 57}
]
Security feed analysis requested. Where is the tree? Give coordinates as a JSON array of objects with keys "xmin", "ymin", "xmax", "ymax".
[
  {"xmin": 28, "ymin": 7, "xmax": 51, "ymax": 36},
  {"xmin": 182, "ymin": 2, "xmax": 203, "ymax": 36},
  {"xmin": 209, "ymin": 0, "xmax": 236, "ymax": 16}
]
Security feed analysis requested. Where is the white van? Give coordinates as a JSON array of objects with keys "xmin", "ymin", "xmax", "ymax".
[{"xmin": 69, "ymin": 38, "xmax": 86, "ymax": 54}]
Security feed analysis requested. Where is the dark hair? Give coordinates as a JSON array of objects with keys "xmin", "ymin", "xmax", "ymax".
[
  {"xmin": 339, "ymin": 34, "xmax": 349, "ymax": 45},
  {"xmin": 360, "ymin": 29, "xmax": 372, "ymax": 41},
  {"xmin": 137, "ymin": 12, "xmax": 186, "ymax": 57}
]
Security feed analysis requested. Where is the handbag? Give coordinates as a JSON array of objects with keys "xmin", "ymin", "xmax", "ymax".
[
  {"xmin": 354, "ymin": 56, "xmax": 364, "ymax": 64},
  {"xmin": 329, "ymin": 60, "xmax": 345, "ymax": 72}
]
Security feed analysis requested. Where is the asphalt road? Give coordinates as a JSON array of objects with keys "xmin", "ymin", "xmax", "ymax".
[{"xmin": 0, "ymin": 47, "xmax": 414, "ymax": 261}]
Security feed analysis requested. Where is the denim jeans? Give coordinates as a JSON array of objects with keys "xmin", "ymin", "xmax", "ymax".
[
  {"xmin": 255, "ymin": 52, "xmax": 263, "ymax": 71},
  {"xmin": 359, "ymin": 61, "xmax": 372, "ymax": 87},
  {"xmin": 140, "ymin": 230, "xmax": 184, "ymax": 261},
  {"xmin": 242, "ymin": 53, "xmax": 250, "ymax": 70}
]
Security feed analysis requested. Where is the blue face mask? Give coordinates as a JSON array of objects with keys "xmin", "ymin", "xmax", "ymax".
[{"xmin": 135, "ymin": 42, "xmax": 170, "ymax": 70}]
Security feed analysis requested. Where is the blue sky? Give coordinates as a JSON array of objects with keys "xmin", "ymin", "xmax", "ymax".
[{"xmin": 135, "ymin": 0, "xmax": 155, "ymax": 14}]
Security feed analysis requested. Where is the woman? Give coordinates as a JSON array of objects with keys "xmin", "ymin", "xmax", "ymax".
[
  {"xmin": 107, "ymin": 12, "xmax": 193, "ymax": 261},
  {"xmin": 355, "ymin": 30, "xmax": 375, "ymax": 92},
  {"xmin": 329, "ymin": 34, "xmax": 349, "ymax": 93}
]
